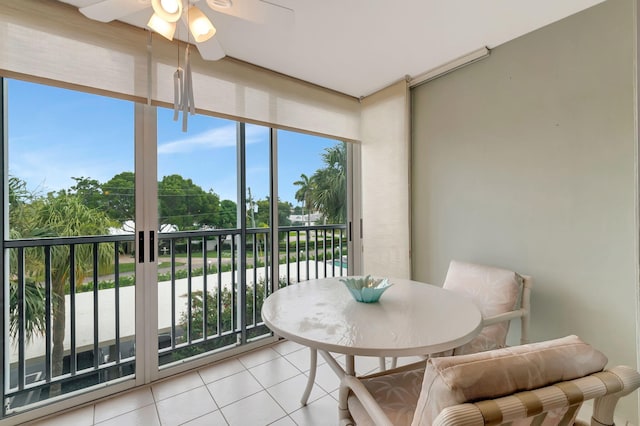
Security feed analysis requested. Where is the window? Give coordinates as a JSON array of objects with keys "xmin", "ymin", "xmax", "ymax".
[{"xmin": 1, "ymin": 78, "xmax": 352, "ymax": 418}]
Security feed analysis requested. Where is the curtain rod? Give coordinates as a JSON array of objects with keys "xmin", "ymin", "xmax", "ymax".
[{"xmin": 409, "ymin": 47, "xmax": 491, "ymax": 87}]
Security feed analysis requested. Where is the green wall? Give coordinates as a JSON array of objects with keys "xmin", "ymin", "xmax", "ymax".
[{"xmin": 411, "ymin": 0, "xmax": 638, "ymax": 420}]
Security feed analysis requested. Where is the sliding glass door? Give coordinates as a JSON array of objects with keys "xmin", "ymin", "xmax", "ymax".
[
  {"xmin": 151, "ymin": 111, "xmax": 278, "ymax": 370},
  {"xmin": 1, "ymin": 77, "xmax": 353, "ymax": 421},
  {"xmin": 2, "ymin": 79, "xmax": 137, "ymax": 413}
]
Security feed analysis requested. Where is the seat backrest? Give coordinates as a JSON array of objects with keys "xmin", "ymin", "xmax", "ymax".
[
  {"xmin": 431, "ymin": 365, "xmax": 640, "ymax": 426},
  {"xmin": 443, "ymin": 260, "xmax": 531, "ymax": 355},
  {"xmin": 412, "ymin": 335, "xmax": 608, "ymax": 426}
]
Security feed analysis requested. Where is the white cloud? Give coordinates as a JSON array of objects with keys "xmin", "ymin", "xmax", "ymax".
[{"xmin": 158, "ymin": 122, "xmax": 267, "ymax": 155}]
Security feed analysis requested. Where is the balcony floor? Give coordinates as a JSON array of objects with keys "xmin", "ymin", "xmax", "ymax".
[{"xmin": 26, "ymin": 340, "xmax": 424, "ymax": 425}]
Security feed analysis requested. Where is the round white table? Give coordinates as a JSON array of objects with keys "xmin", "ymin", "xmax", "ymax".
[{"xmin": 261, "ymin": 276, "xmax": 483, "ymax": 404}]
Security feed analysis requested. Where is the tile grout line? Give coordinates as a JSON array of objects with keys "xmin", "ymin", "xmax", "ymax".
[
  {"xmin": 199, "ymin": 369, "xmax": 229, "ymax": 425},
  {"xmin": 243, "ymin": 351, "xmax": 297, "ymax": 421},
  {"xmin": 153, "ymin": 398, "xmax": 163, "ymax": 426},
  {"xmin": 93, "ymin": 386, "xmax": 157, "ymax": 425},
  {"xmin": 234, "ymin": 348, "xmax": 332, "ymax": 424},
  {"xmin": 50, "ymin": 342, "xmax": 333, "ymax": 426}
]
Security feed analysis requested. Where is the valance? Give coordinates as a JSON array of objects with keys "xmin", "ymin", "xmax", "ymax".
[{"xmin": 0, "ymin": 1, "xmax": 360, "ymax": 141}]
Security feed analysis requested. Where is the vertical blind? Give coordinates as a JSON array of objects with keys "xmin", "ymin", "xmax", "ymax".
[
  {"xmin": 360, "ymin": 80, "xmax": 411, "ymax": 279},
  {"xmin": 0, "ymin": 0, "xmax": 360, "ymax": 141}
]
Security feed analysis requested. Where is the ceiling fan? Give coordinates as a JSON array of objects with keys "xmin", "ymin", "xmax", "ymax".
[
  {"xmin": 76, "ymin": 0, "xmax": 292, "ymax": 61},
  {"xmin": 74, "ymin": 0, "xmax": 293, "ymax": 131}
]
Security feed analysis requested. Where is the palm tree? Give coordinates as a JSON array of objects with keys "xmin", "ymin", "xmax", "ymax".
[
  {"xmin": 8, "ymin": 177, "xmax": 48, "ymax": 341},
  {"xmin": 9, "ymin": 226, "xmax": 51, "ymax": 343},
  {"xmin": 293, "ymin": 173, "xmax": 314, "ymax": 226},
  {"xmin": 14, "ymin": 193, "xmax": 115, "ymax": 394},
  {"xmin": 311, "ymin": 143, "xmax": 346, "ymax": 224},
  {"xmin": 8, "ymin": 271, "xmax": 47, "ymax": 342}
]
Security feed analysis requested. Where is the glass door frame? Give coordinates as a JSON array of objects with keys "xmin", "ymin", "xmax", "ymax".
[
  {"xmin": 0, "ymin": 80, "xmax": 141, "ymax": 425},
  {"xmin": 134, "ymin": 103, "xmax": 161, "ymax": 384},
  {"xmin": 0, "ymin": 90, "xmax": 361, "ymax": 422},
  {"xmin": 139, "ymin": 118, "xmax": 283, "ymax": 384}
]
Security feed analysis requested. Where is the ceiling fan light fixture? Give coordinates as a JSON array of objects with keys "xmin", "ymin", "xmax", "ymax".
[
  {"xmin": 148, "ymin": 13, "xmax": 177, "ymax": 40},
  {"xmin": 151, "ymin": 0, "xmax": 183, "ymax": 23},
  {"xmin": 188, "ymin": 6, "xmax": 217, "ymax": 43}
]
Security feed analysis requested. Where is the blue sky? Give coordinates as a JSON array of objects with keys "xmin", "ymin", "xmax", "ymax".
[{"xmin": 8, "ymin": 79, "xmax": 339, "ymax": 206}]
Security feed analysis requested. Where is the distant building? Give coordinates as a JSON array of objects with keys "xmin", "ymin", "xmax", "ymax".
[
  {"xmin": 108, "ymin": 220, "xmax": 178, "ymax": 235},
  {"xmin": 288, "ymin": 212, "xmax": 323, "ymax": 225}
]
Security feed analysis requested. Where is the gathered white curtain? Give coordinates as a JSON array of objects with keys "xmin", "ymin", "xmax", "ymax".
[{"xmin": 0, "ymin": 1, "xmax": 360, "ymax": 141}]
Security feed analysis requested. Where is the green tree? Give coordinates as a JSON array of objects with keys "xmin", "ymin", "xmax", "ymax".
[
  {"xmin": 312, "ymin": 143, "xmax": 346, "ymax": 224},
  {"xmin": 177, "ymin": 277, "xmax": 288, "ymax": 359},
  {"xmin": 9, "ymin": 176, "xmax": 34, "ymax": 208},
  {"xmin": 158, "ymin": 175, "xmax": 220, "ymax": 230},
  {"xmin": 293, "ymin": 173, "xmax": 314, "ymax": 225},
  {"xmin": 278, "ymin": 200, "xmax": 293, "ymax": 226},
  {"xmin": 9, "ymin": 277, "xmax": 46, "ymax": 341},
  {"xmin": 69, "ymin": 176, "xmax": 104, "ymax": 211},
  {"xmin": 8, "ymin": 176, "xmax": 38, "ymax": 240},
  {"xmin": 8, "ymin": 177, "xmax": 48, "ymax": 342},
  {"xmin": 30, "ymin": 193, "xmax": 115, "ymax": 393},
  {"xmin": 253, "ymin": 198, "xmax": 269, "ymax": 227},
  {"xmin": 247, "ymin": 198, "xmax": 291, "ymax": 255},
  {"xmin": 253, "ymin": 198, "xmax": 292, "ymax": 227},
  {"xmin": 216, "ymin": 199, "xmax": 237, "ymax": 229},
  {"xmin": 102, "ymin": 171, "xmax": 135, "ymax": 223}
]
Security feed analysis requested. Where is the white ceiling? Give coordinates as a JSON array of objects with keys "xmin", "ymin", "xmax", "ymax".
[{"xmin": 58, "ymin": 0, "xmax": 606, "ymax": 98}]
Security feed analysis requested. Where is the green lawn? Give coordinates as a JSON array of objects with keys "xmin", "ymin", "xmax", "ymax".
[{"xmin": 104, "ymin": 261, "xmax": 175, "ymax": 275}]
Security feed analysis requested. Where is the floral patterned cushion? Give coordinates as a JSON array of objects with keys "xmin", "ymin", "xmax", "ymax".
[
  {"xmin": 443, "ymin": 260, "xmax": 523, "ymax": 355},
  {"xmin": 412, "ymin": 335, "xmax": 608, "ymax": 426},
  {"xmin": 348, "ymin": 365, "xmax": 425, "ymax": 426}
]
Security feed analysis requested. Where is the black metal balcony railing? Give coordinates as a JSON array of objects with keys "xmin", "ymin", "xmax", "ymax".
[
  {"xmin": 155, "ymin": 224, "xmax": 347, "ymax": 366},
  {"xmin": 2, "ymin": 224, "xmax": 347, "ymax": 417},
  {"xmin": 4, "ymin": 234, "xmax": 136, "ymax": 415}
]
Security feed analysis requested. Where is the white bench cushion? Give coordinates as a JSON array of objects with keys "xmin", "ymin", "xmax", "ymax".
[
  {"xmin": 443, "ymin": 260, "xmax": 523, "ymax": 355},
  {"xmin": 412, "ymin": 335, "xmax": 608, "ymax": 426}
]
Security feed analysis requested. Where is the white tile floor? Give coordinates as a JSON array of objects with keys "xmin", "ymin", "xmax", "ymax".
[{"xmin": 25, "ymin": 341, "xmax": 424, "ymax": 426}]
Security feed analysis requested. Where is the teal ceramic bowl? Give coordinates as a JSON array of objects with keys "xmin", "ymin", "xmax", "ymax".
[{"xmin": 340, "ymin": 276, "xmax": 393, "ymax": 303}]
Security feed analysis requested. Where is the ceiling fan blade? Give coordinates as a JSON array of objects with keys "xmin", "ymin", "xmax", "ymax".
[
  {"xmin": 80, "ymin": 0, "xmax": 150, "ymax": 23},
  {"xmin": 196, "ymin": 37, "xmax": 226, "ymax": 61},
  {"xmin": 207, "ymin": 0, "xmax": 293, "ymax": 25}
]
